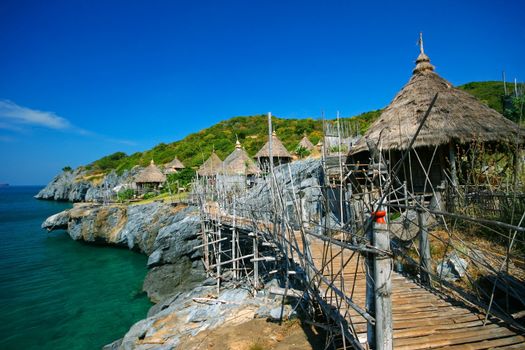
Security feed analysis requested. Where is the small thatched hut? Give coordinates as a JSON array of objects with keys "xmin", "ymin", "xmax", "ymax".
[
  {"xmin": 297, "ymin": 135, "xmax": 314, "ymax": 151},
  {"xmin": 222, "ymin": 140, "xmax": 260, "ymax": 176},
  {"xmin": 218, "ymin": 140, "xmax": 260, "ymax": 191},
  {"xmin": 255, "ymin": 131, "xmax": 292, "ymax": 171},
  {"xmin": 349, "ymin": 36, "xmax": 520, "ymax": 193},
  {"xmin": 134, "ymin": 160, "xmax": 166, "ymax": 193},
  {"xmin": 197, "ymin": 151, "xmax": 223, "ymax": 177},
  {"xmin": 164, "ymin": 157, "xmax": 185, "ymax": 174}
]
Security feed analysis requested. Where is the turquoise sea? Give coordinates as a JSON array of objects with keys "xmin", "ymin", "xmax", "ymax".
[{"xmin": 0, "ymin": 186, "xmax": 152, "ymax": 350}]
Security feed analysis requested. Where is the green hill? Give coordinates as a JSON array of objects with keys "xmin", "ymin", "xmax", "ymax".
[
  {"xmin": 85, "ymin": 81, "xmax": 518, "ymax": 174},
  {"xmin": 458, "ymin": 81, "xmax": 508, "ymax": 114},
  {"xmin": 87, "ymin": 111, "xmax": 381, "ymax": 174}
]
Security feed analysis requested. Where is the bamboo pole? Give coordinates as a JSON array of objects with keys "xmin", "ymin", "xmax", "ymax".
[
  {"xmin": 253, "ymin": 230, "xmax": 259, "ymax": 290},
  {"xmin": 373, "ymin": 213, "xmax": 393, "ymax": 350},
  {"xmin": 365, "ymin": 216, "xmax": 375, "ymax": 347},
  {"xmin": 417, "ymin": 202, "xmax": 431, "ymax": 286}
]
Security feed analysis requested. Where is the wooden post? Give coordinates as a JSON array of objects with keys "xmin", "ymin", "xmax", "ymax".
[
  {"xmin": 365, "ymin": 216, "xmax": 375, "ymax": 347},
  {"xmin": 232, "ymin": 227, "xmax": 237, "ymax": 279},
  {"xmin": 448, "ymin": 142, "xmax": 458, "ymax": 188},
  {"xmin": 203, "ymin": 220, "xmax": 210, "ymax": 276},
  {"xmin": 403, "ymin": 180, "xmax": 408, "ymax": 208},
  {"xmin": 417, "ymin": 203, "xmax": 431, "ymax": 286},
  {"xmin": 253, "ymin": 231, "xmax": 259, "ymax": 291},
  {"xmin": 232, "ymin": 200, "xmax": 237, "ymax": 280},
  {"xmin": 373, "ymin": 211, "xmax": 393, "ymax": 350},
  {"xmin": 217, "ymin": 221, "xmax": 222, "ymax": 294},
  {"xmin": 448, "ymin": 142, "xmax": 458, "ymax": 213}
]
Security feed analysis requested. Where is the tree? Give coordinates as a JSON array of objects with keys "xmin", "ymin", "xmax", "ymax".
[{"xmin": 295, "ymin": 146, "xmax": 310, "ymax": 159}]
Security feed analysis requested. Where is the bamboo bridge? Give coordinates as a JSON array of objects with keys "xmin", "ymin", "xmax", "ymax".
[
  {"xmin": 189, "ymin": 113, "xmax": 525, "ymax": 349},
  {"xmin": 195, "ymin": 203, "xmax": 525, "ymax": 350}
]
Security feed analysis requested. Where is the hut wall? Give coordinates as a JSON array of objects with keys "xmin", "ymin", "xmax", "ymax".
[
  {"xmin": 258, "ymin": 157, "xmax": 292, "ymax": 173},
  {"xmin": 216, "ymin": 174, "xmax": 248, "ymax": 194},
  {"xmin": 390, "ymin": 146, "xmax": 445, "ymax": 193}
]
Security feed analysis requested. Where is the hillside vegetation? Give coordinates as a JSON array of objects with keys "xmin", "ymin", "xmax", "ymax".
[{"xmin": 85, "ymin": 81, "xmax": 518, "ymax": 174}]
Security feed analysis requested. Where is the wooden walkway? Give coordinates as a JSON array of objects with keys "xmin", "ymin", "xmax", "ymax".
[
  {"xmin": 301, "ymin": 235, "xmax": 525, "ymax": 349},
  {"xmin": 205, "ymin": 207, "xmax": 524, "ymax": 349}
]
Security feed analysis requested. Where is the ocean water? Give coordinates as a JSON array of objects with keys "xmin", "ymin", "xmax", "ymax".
[{"xmin": 0, "ymin": 186, "xmax": 152, "ymax": 350}]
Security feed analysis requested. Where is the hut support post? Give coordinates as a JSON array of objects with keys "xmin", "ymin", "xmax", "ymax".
[
  {"xmin": 448, "ymin": 142, "xmax": 458, "ymax": 188},
  {"xmin": 372, "ymin": 213, "xmax": 393, "ymax": 350},
  {"xmin": 417, "ymin": 202, "xmax": 431, "ymax": 286}
]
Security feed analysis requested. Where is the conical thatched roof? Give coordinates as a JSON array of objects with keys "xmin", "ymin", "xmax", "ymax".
[
  {"xmin": 197, "ymin": 152, "xmax": 223, "ymax": 177},
  {"xmin": 350, "ymin": 39, "xmax": 520, "ymax": 155},
  {"xmin": 297, "ymin": 135, "xmax": 314, "ymax": 151},
  {"xmin": 165, "ymin": 157, "xmax": 185, "ymax": 170},
  {"xmin": 135, "ymin": 160, "xmax": 167, "ymax": 184},
  {"xmin": 308, "ymin": 142, "xmax": 322, "ymax": 159},
  {"xmin": 255, "ymin": 131, "xmax": 292, "ymax": 159},
  {"xmin": 222, "ymin": 140, "xmax": 260, "ymax": 176}
]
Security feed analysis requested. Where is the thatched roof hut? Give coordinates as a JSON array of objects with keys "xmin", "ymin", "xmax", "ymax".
[
  {"xmin": 255, "ymin": 131, "xmax": 292, "ymax": 170},
  {"xmin": 351, "ymin": 40, "xmax": 519, "ymax": 155},
  {"xmin": 164, "ymin": 157, "xmax": 185, "ymax": 174},
  {"xmin": 134, "ymin": 160, "xmax": 166, "ymax": 192},
  {"xmin": 297, "ymin": 135, "xmax": 314, "ymax": 151},
  {"xmin": 348, "ymin": 35, "xmax": 521, "ymax": 194},
  {"xmin": 255, "ymin": 131, "xmax": 292, "ymax": 159},
  {"xmin": 308, "ymin": 142, "xmax": 322, "ymax": 159},
  {"xmin": 135, "ymin": 160, "xmax": 167, "ymax": 184},
  {"xmin": 222, "ymin": 140, "xmax": 260, "ymax": 176},
  {"xmin": 197, "ymin": 152, "xmax": 223, "ymax": 177}
]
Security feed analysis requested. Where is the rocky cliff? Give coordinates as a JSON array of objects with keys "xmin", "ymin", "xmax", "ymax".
[
  {"xmin": 43, "ymin": 201, "xmax": 205, "ymax": 302},
  {"xmin": 41, "ymin": 159, "xmax": 327, "ymax": 349},
  {"xmin": 36, "ymin": 168, "xmax": 140, "ymax": 202}
]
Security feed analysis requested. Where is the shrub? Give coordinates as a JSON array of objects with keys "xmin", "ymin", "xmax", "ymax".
[
  {"xmin": 143, "ymin": 192, "xmax": 157, "ymax": 200},
  {"xmin": 117, "ymin": 189, "xmax": 134, "ymax": 202}
]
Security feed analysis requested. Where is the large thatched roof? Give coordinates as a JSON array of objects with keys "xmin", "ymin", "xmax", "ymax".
[
  {"xmin": 197, "ymin": 152, "xmax": 223, "ymax": 177},
  {"xmin": 135, "ymin": 160, "xmax": 167, "ymax": 184},
  {"xmin": 222, "ymin": 140, "xmax": 260, "ymax": 176},
  {"xmin": 165, "ymin": 157, "xmax": 185, "ymax": 170},
  {"xmin": 350, "ymin": 42, "xmax": 520, "ymax": 155},
  {"xmin": 297, "ymin": 135, "xmax": 314, "ymax": 151},
  {"xmin": 255, "ymin": 131, "xmax": 292, "ymax": 159}
]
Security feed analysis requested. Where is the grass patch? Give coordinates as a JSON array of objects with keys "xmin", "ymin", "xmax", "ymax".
[
  {"xmin": 248, "ymin": 342, "xmax": 265, "ymax": 350},
  {"xmin": 131, "ymin": 192, "xmax": 188, "ymax": 206}
]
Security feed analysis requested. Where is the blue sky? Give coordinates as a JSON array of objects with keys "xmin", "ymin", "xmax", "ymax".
[{"xmin": 0, "ymin": 0, "xmax": 524, "ymax": 185}]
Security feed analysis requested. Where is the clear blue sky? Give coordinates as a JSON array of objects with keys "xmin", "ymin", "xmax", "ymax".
[{"xmin": 0, "ymin": 0, "xmax": 524, "ymax": 185}]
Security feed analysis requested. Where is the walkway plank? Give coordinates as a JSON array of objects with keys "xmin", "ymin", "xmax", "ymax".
[{"xmin": 302, "ymin": 233, "xmax": 525, "ymax": 349}]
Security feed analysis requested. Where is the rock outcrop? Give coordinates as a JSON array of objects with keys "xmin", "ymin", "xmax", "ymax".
[
  {"xmin": 36, "ymin": 168, "xmax": 140, "ymax": 202},
  {"xmin": 43, "ymin": 201, "xmax": 206, "ymax": 303},
  {"xmin": 236, "ymin": 159, "xmax": 325, "ymax": 227},
  {"xmin": 35, "ymin": 168, "xmax": 86, "ymax": 201},
  {"xmin": 116, "ymin": 279, "xmax": 298, "ymax": 350}
]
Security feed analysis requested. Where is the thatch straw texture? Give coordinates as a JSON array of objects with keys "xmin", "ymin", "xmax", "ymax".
[
  {"xmin": 297, "ymin": 135, "xmax": 314, "ymax": 151},
  {"xmin": 165, "ymin": 157, "xmax": 185, "ymax": 170},
  {"xmin": 135, "ymin": 160, "xmax": 167, "ymax": 184},
  {"xmin": 197, "ymin": 152, "xmax": 223, "ymax": 177},
  {"xmin": 255, "ymin": 131, "xmax": 292, "ymax": 159},
  {"xmin": 351, "ymin": 52, "xmax": 520, "ymax": 155},
  {"xmin": 222, "ymin": 141, "xmax": 260, "ymax": 176}
]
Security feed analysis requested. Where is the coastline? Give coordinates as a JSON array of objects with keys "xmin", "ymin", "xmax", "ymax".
[
  {"xmin": 44, "ymin": 200, "xmax": 315, "ymax": 349},
  {"xmin": 38, "ymin": 160, "xmax": 327, "ymax": 349}
]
